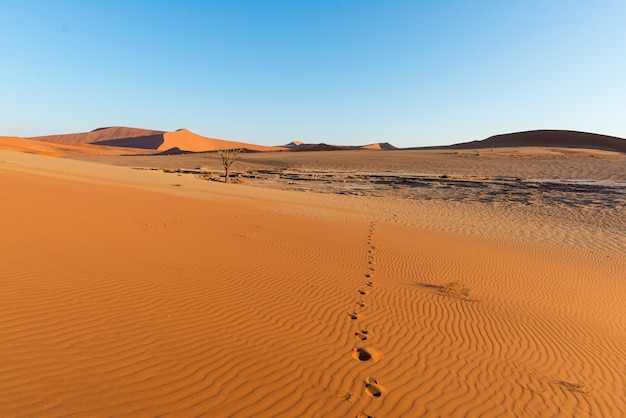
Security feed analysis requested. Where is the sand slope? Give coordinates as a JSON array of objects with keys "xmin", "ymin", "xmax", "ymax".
[
  {"xmin": 0, "ymin": 150, "xmax": 624, "ymax": 417},
  {"xmin": 0, "ymin": 135, "xmax": 150, "ymax": 157}
]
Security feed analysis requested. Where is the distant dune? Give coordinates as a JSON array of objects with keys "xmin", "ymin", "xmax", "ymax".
[
  {"xmin": 161, "ymin": 129, "xmax": 283, "ymax": 152},
  {"xmin": 450, "ymin": 130, "xmax": 626, "ymax": 153},
  {"xmin": 32, "ymin": 126, "xmax": 165, "ymax": 145},
  {"xmin": 285, "ymin": 141, "xmax": 397, "ymax": 151},
  {"xmin": 94, "ymin": 128, "xmax": 283, "ymax": 153},
  {"xmin": 3, "ymin": 127, "xmax": 625, "ymax": 156},
  {"xmin": 360, "ymin": 142, "xmax": 397, "ymax": 150},
  {"xmin": 31, "ymin": 126, "xmax": 282, "ymax": 154},
  {"xmin": 286, "ymin": 143, "xmax": 356, "ymax": 152},
  {"xmin": 284, "ymin": 140, "xmax": 304, "ymax": 148},
  {"xmin": 0, "ymin": 135, "xmax": 149, "ymax": 157}
]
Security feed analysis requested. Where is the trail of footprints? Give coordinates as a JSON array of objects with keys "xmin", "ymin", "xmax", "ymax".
[{"xmin": 346, "ymin": 220, "xmax": 385, "ymax": 416}]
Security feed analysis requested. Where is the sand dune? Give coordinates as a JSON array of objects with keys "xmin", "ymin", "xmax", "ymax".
[
  {"xmin": 360, "ymin": 142, "xmax": 397, "ymax": 150},
  {"xmin": 0, "ymin": 135, "xmax": 150, "ymax": 157},
  {"xmin": 94, "ymin": 128, "xmax": 282, "ymax": 152},
  {"xmin": 160, "ymin": 129, "xmax": 283, "ymax": 152},
  {"xmin": 285, "ymin": 141, "xmax": 397, "ymax": 151},
  {"xmin": 1, "ymin": 149, "xmax": 624, "ymax": 417},
  {"xmin": 31, "ymin": 126, "xmax": 165, "ymax": 145},
  {"xmin": 22, "ymin": 127, "xmax": 626, "ymax": 155},
  {"xmin": 31, "ymin": 126, "xmax": 282, "ymax": 153},
  {"xmin": 451, "ymin": 130, "xmax": 626, "ymax": 153}
]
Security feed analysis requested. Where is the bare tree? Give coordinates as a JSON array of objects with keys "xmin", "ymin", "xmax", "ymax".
[{"xmin": 216, "ymin": 148, "xmax": 243, "ymax": 183}]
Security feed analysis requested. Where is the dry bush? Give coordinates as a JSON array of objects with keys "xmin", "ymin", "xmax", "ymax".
[
  {"xmin": 440, "ymin": 281, "xmax": 477, "ymax": 301},
  {"xmin": 201, "ymin": 172, "xmax": 222, "ymax": 182}
]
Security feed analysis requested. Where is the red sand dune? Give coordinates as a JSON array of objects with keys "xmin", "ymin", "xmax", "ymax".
[
  {"xmin": 287, "ymin": 143, "xmax": 356, "ymax": 152},
  {"xmin": 284, "ymin": 140, "xmax": 304, "ymax": 148},
  {"xmin": 285, "ymin": 142, "xmax": 397, "ymax": 151},
  {"xmin": 451, "ymin": 130, "xmax": 626, "ymax": 153},
  {"xmin": 13, "ymin": 127, "xmax": 626, "ymax": 156},
  {"xmin": 0, "ymin": 135, "xmax": 149, "ymax": 157},
  {"xmin": 160, "ymin": 129, "xmax": 283, "ymax": 152},
  {"xmin": 31, "ymin": 126, "xmax": 164, "ymax": 145},
  {"xmin": 32, "ymin": 127, "xmax": 283, "ymax": 153},
  {"xmin": 360, "ymin": 142, "xmax": 397, "ymax": 150}
]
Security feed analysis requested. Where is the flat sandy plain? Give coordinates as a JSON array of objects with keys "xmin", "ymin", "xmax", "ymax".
[{"xmin": 1, "ymin": 146, "xmax": 625, "ymax": 417}]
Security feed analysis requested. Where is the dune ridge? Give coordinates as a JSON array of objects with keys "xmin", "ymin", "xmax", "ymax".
[{"xmin": 450, "ymin": 130, "xmax": 626, "ymax": 153}]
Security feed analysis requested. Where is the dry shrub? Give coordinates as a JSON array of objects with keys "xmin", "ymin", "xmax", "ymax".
[{"xmin": 440, "ymin": 281, "xmax": 477, "ymax": 301}]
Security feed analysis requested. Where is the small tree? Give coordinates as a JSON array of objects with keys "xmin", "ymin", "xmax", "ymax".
[{"xmin": 217, "ymin": 148, "xmax": 243, "ymax": 183}]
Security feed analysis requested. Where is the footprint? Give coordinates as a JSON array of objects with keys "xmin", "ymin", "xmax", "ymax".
[
  {"xmin": 358, "ymin": 289, "xmax": 368, "ymax": 295},
  {"xmin": 348, "ymin": 312, "xmax": 359, "ymax": 320},
  {"xmin": 364, "ymin": 377, "xmax": 385, "ymax": 397},
  {"xmin": 354, "ymin": 329, "xmax": 371, "ymax": 341},
  {"xmin": 352, "ymin": 347, "xmax": 383, "ymax": 362},
  {"xmin": 357, "ymin": 415, "xmax": 375, "ymax": 418},
  {"xmin": 365, "ymin": 273, "xmax": 371, "ymax": 278},
  {"xmin": 355, "ymin": 301, "xmax": 366, "ymax": 308},
  {"xmin": 365, "ymin": 281, "xmax": 374, "ymax": 287}
]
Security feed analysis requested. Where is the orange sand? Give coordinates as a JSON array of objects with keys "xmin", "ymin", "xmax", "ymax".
[{"xmin": 0, "ymin": 149, "xmax": 624, "ymax": 417}]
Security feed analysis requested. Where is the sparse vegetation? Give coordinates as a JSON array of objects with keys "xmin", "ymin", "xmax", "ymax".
[
  {"xmin": 232, "ymin": 174, "xmax": 247, "ymax": 184},
  {"xmin": 201, "ymin": 172, "xmax": 222, "ymax": 182},
  {"xmin": 440, "ymin": 281, "xmax": 476, "ymax": 301},
  {"xmin": 217, "ymin": 148, "xmax": 244, "ymax": 183}
]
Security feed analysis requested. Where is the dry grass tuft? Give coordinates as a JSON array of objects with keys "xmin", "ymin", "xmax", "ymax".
[{"xmin": 440, "ymin": 281, "xmax": 477, "ymax": 301}]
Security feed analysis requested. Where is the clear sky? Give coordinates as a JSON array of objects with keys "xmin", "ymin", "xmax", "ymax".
[{"xmin": 1, "ymin": 0, "xmax": 625, "ymax": 147}]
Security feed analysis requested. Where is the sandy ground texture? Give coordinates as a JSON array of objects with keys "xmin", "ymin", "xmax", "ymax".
[{"xmin": 1, "ymin": 148, "xmax": 625, "ymax": 417}]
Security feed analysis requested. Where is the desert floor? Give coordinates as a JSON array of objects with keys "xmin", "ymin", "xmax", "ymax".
[{"xmin": 1, "ymin": 148, "xmax": 625, "ymax": 417}]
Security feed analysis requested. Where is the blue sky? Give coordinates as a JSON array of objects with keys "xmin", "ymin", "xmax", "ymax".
[{"xmin": 1, "ymin": 0, "xmax": 625, "ymax": 147}]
